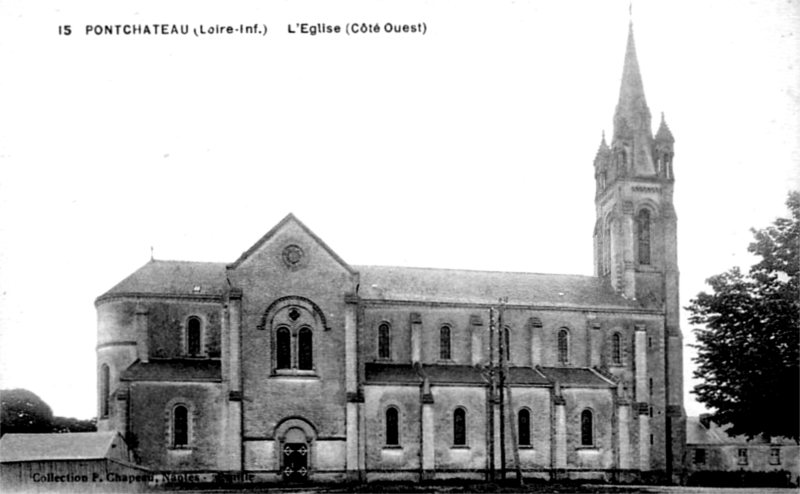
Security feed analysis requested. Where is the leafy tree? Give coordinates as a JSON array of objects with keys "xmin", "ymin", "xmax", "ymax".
[
  {"xmin": 1, "ymin": 389, "xmax": 97, "ymax": 435},
  {"xmin": 0, "ymin": 388, "xmax": 54, "ymax": 436},
  {"xmin": 687, "ymin": 191, "xmax": 800, "ymax": 441},
  {"xmin": 51, "ymin": 416, "xmax": 97, "ymax": 433}
]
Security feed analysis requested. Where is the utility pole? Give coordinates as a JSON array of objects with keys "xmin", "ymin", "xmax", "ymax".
[
  {"xmin": 499, "ymin": 298, "xmax": 525, "ymax": 486},
  {"xmin": 497, "ymin": 300, "xmax": 507, "ymax": 482},
  {"xmin": 487, "ymin": 307, "xmax": 496, "ymax": 483}
]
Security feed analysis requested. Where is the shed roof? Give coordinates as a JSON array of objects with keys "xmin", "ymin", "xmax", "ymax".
[
  {"xmin": 0, "ymin": 432, "xmax": 121, "ymax": 463},
  {"xmin": 120, "ymin": 359, "xmax": 222, "ymax": 382},
  {"xmin": 538, "ymin": 367, "xmax": 615, "ymax": 387},
  {"xmin": 364, "ymin": 363, "xmax": 608, "ymax": 387},
  {"xmin": 355, "ymin": 265, "xmax": 639, "ymax": 309}
]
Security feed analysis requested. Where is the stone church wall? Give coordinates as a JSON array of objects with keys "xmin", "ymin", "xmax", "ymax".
[
  {"xmin": 364, "ymin": 385, "xmax": 421, "ymax": 477},
  {"xmin": 129, "ymin": 382, "xmax": 223, "ymax": 471},
  {"xmin": 145, "ymin": 301, "xmax": 222, "ymax": 359}
]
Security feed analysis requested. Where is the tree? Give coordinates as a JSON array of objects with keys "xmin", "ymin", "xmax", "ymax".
[
  {"xmin": 687, "ymin": 191, "xmax": 800, "ymax": 441},
  {"xmin": 51, "ymin": 416, "xmax": 97, "ymax": 433},
  {"xmin": 1, "ymin": 388, "xmax": 97, "ymax": 435},
  {"xmin": 0, "ymin": 388, "xmax": 54, "ymax": 436}
]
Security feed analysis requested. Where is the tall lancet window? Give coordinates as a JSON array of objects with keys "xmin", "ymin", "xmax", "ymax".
[
  {"xmin": 173, "ymin": 405, "xmax": 189, "ymax": 447},
  {"xmin": 440, "ymin": 326, "xmax": 451, "ymax": 361},
  {"xmin": 518, "ymin": 409, "xmax": 531, "ymax": 446},
  {"xmin": 453, "ymin": 408, "xmax": 466, "ymax": 446},
  {"xmin": 503, "ymin": 327, "xmax": 511, "ymax": 362},
  {"xmin": 603, "ymin": 225, "xmax": 612, "ymax": 275},
  {"xmin": 558, "ymin": 329, "xmax": 569, "ymax": 364},
  {"xmin": 581, "ymin": 409, "xmax": 594, "ymax": 446},
  {"xmin": 100, "ymin": 364, "xmax": 110, "ymax": 417},
  {"xmin": 385, "ymin": 407, "xmax": 399, "ymax": 446},
  {"xmin": 298, "ymin": 327, "xmax": 313, "ymax": 370},
  {"xmin": 378, "ymin": 323, "xmax": 391, "ymax": 360},
  {"xmin": 612, "ymin": 332, "xmax": 623, "ymax": 365},
  {"xmin": 276, "ymin": 327, "xmax": 291, "ymax": 369},
  {"xmin": 187, "ymin": 317, "xmax": 201, "ymax": 356},
  {"xmin": 638, "ymin": 209, "xmax": 651, "ymax": 265}
]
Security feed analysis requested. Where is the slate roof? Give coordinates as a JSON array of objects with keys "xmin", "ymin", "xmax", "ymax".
[
  {"xmin": 424, "ymin": 365, "xmax": 486, "ymax": 384},
  {"xmin": 507, "ymin": 367, "xmax": 551, "ymax": 385},
  {"xmin": 365, "ymin": 363, "xmax": 421, "ymax": 384},
  {"xmin": 355, "ymin": 265, "xmax": 638, "ymax": 309},
  {"xmin": 538, "ymin": 367, "xmax": 615, "ymax": 387},
  {"xmin": 98, "ymin": 260, "xmax": 228, "ymax": 300},
  {"xmin": 0, "ymin": 432, "xmax": 120, "ymax": 463},
  {"xmin": 365, "ymin": 363, "xmax": 607, "ymax": 387},
  {"xmin": 686, "ymin": 416, "xmax": 795, "ymax": 446},
  {"xmin": 120, "ymin": 359, "xmax": 222, "ymax": 382},
  {"xmin": 97, "ymin": 220, "xmax": 640, "ymax": 312}
]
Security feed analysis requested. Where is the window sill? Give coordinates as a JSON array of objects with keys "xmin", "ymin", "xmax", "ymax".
[
  {"xmin": 270, "ymin": 372, "xmax": 319, "ymax": 380},
  {"xmin": 272, "ymin": 369, "xmax": 317, "ymax": 376},
  {"xmin": 576, "ymin": 446, "xmax": 599, "ymax": 451},
  {"xmin": 518, "ymin": 445, "xmax": 534, "ymax": 450},
  {"xmin": 168, "ymin": 446, "xmax": 193, "ymax": 452},
  {"xmin": 382, "ymin": 445, "xmax": 403, "ymax": 450},
  {"xmin": 450, "ymin": 445, "xmax": 470, "ymax": 450}
]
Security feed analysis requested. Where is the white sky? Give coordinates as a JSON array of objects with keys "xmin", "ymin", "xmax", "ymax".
[{"xmin": 0, "ymin": 0, "xmax": 798, "ymax": 420}]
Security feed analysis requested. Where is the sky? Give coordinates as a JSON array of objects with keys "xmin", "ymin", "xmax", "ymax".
[{"xmin": 0, "ymin": 0, "xmax": 798, "ymax": 420}]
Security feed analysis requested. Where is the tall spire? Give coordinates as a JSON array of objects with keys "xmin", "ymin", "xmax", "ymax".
[
  {"xmin": 612, "ymin": 19, "xmax": 655, "ymax": 176},
  {"xmin": 615, "ymin": 21, "xmax": 649, "ymax": 134}
]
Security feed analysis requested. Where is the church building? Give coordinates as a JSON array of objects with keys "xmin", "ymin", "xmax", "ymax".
[{"xmin": 96, "ymin": 21, "xmax": 686, "ymax": 484}]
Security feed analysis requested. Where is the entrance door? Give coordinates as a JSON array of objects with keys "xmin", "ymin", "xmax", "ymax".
[{"xmin": 282, "ymin": 442, "xmax": 308, "ymax": 482}]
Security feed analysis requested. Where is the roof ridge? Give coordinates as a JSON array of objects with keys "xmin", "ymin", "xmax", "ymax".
[
  {"xmin": 354, "ymin": 264, "xmax": 596, "ymax": 278},
  {"xmin": 149, "ymin": 259, "xmax": 228, "ymax": 265}
]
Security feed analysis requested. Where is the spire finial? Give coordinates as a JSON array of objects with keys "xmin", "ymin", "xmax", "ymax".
[
  {"xmin": 629, "ymin": 1, "xmax": 633, "ymax": 22},
  {"xmin": 150, "ymin": 245, "xmax": 154, "ymax": 261}
]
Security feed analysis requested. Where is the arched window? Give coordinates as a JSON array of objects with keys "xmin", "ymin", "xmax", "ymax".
[
  {"xmin": 187, "ymin": 317, "xmax": 201, "ymax": 356},
  {"xmin": 276, "ymin": 327, "xmax": 291, "ymax": 369},
  {"xmin": 440, "ymin": 326, "xmax": 451, "ymax": 360},
  {"xmin": 378, "ymin": 323, "xmax": 391, "ymax": 360},
  {"xmin": 638, "ymin": 209, "xmax": 651, "ymax": 265},
  {"xmin": 603, "ymin": 225, "xmax": 612, "ymax": 275},
  {"xmin": 453, "ymin": 408, "xmax": 467, "ymax": 446},
  {"xmin": 503, "ymin": 327, "xmax": 511, "ymax": 362},
  {"xmin": 298, "ymin": 328, "xmax": 313, "ymax": 370},
  {"xmin": 173, "ymin": 405, "xmax": 189, "ymax": 447},
  {"xmin": 612, "ymin": 332, "xmax": 622, "ymax": 365},
  {"xmin": 581, "ymin": 409, "xmax": 594, "ymax": 446},
  {"xmin": 558, "ymin": 329, "xmax": 569, "ymax": 364},
  {"xmin": 100, "ymin": 364, "xmax": 110, "ymax": 417},
  {"xmin": 518, "ymin": 409, "xmax": 531, "ymax": 446},
  {"xmin": 269, "ymin": 301, "xmax": 320, "ymax": 374},
  {"xmin": 385, "ymin": 407, "xmax": 399, "ymax": 446}
]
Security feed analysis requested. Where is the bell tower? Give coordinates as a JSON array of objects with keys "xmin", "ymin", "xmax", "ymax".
[
  {"xmin": 592, "ymin": 19, "xmax": 685, "ymax": 480},
  {"xmin": 593, "ymin": 20, "xmax": 677, "ymax": 309}
]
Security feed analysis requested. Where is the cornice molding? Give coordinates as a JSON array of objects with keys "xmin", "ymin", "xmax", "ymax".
[
  {"xmin": 358, "ymin": 298, "xmax": 663, "ymax": 316},
  {"xmin": 95, "ymin": 292, "xmax": 223, "ymax": 307}
]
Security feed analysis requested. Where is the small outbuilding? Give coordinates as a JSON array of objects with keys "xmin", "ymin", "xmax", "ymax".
[
  {"xmin": 685, "ymin": 415, "xmax": 799, "ymax": 487},
  {"xmin": 0, "ymin": 431, "xmax": 151, "ymax": 493}
]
